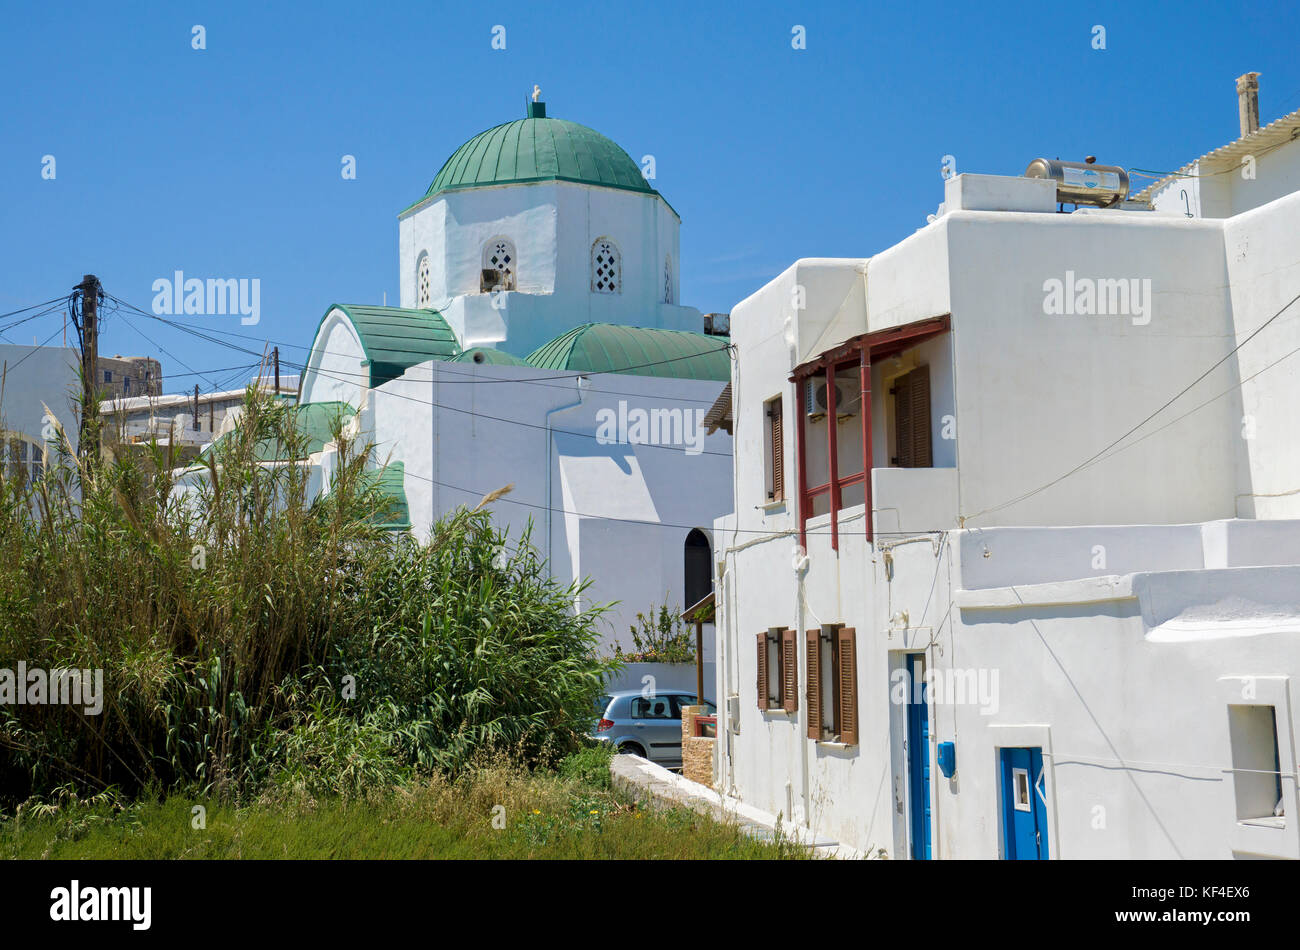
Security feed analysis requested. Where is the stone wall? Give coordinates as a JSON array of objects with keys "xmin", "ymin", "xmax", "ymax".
[{"xmin": 680, "ymin": 705, "xmax": 715, "ymax": 787}]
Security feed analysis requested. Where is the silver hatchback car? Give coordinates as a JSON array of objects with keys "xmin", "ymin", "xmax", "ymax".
[{"xmin": 591, "ymin": 689, "xmax": 717, "ymax": 769}]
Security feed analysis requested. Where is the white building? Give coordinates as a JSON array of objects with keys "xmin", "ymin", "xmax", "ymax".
[
  {"xmin": 103, "ymin": 375, "xmax": 299, "ymax": 449},
  {"xmin": 0, "ymin": 343, "xmax": 80, "ymax": 485},
  {"xmin": 183, "ymin": 98, "xmax": 734, "ymax": 657},
  {"xmin": 711, "ymin": 77, "xmax": 1300, "ymax": 858}
]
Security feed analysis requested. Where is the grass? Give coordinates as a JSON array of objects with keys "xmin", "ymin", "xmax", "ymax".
[{"xmin": 0, "ymin": 756, "xmax": 808, "ymax": 860}]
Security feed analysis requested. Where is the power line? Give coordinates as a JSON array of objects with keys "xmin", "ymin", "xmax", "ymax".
[
  {"xmin": 0, "ymin": 295, "xmax": 71, "ymax": 324},
  {"xmin": 962, "ymin": 288, "xmax": 1300, "ymax": 522},
  {"xmin": 108, "ymin": 296, "xmax": 737, "ymax": 459},
  {"xmin": 0, "ymin": 300, "xmax": 70, "ymax": 341},
  {"xmin": 103, "ymin": 292, "xmax": 733, "ymax": 394},
  {"xmin": 0, "ymin": 324, "xmax": 70, "ymax": 374}
]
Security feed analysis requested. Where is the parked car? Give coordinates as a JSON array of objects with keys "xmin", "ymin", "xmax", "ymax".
[{"xmin": 591, "ymin": 689, "xmax": 717, "ymax": 769}]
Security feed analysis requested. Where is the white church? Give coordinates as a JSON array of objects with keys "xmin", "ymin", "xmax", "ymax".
[{"xmin": 185, "ymin": 95, "xmax": 734, "ymax": 655}]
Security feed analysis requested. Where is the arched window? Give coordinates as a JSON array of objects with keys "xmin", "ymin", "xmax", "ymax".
[
  {"xmin": 481, "ymin": 237, "xmax": 516, "ymax": 292},
  {"xmin": 416, "ymin": 252, "xmax": 431, "ymax": 308},
  {"xmin": 0, "ymin": 432, "xmax": 46, "ymax": 488},
  {"xmin": 591, "ymin": 238, "xmax": 621, "ymax": 294},
  {"xmin": 663, "ymin": 255, "xmax": 673, "ymax": 304},
  {"xmin": 684, "ymin": 528, "xmax": 712, "ymax": 610}
]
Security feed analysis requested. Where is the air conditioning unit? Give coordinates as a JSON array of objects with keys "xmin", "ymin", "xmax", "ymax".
[{"xmin": 804, "ymin": 378, "xmax": 861, "ymax": 420}]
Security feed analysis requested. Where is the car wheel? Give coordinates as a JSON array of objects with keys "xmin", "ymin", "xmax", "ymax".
[{"xmin": 618, "ymin": 742, "xmax": 646, "ymax": 758}]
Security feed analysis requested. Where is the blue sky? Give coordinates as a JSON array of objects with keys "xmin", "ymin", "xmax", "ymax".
[{"xmin": 2, "ymin": 0, "xmax": 1296, "ymax": 395}]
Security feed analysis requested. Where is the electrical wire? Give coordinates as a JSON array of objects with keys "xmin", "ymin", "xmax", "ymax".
[
  {"xmin": 961, "ymin": 288, "xmax": 1300, "ymax": 523},
  {"xmin": 106, "ymin": 295, "xmax": 740, "ymax": 459},
  {"xmin": 102, "ymin": 292, "xmax": 733, "ymax": 394}
]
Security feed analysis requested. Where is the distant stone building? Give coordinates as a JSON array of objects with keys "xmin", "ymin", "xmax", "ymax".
[{"xmin": 99, "ymin": 355, "xmax": 162, "ymax": 399}]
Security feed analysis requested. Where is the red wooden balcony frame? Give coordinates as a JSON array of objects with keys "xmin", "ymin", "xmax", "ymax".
[{"xmin": 789, "ymin": 314, "xmax": 950, "ymax": 552}]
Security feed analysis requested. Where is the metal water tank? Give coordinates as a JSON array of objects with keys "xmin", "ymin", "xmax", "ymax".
[{"xmin": 1024, "ymin": 158, "xmax": 1130, "ymax": 207}]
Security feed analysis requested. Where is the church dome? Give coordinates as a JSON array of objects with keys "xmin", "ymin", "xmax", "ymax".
[{"xmin": 419, "ymin": 102, "xmax": 657, "ymax": 203}]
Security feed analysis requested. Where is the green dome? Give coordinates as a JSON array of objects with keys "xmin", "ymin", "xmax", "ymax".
[
  {"xmin": 526, "ymin": 324, "xmax": 731, "ymax": 382},
  {"xmin": 419, "ymin": 106, "xmax": 657, "ymax": 203}
]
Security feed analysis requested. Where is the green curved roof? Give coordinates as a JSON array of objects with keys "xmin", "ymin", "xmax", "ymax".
[
  {"xmin": 197, "ymin": 400, "xmax": 355, "ymax": 465},
  {"xmin": 451, "ymin": 347, "xmax": 530, "ymax": 367},
  {"xmin": 314, "ymin": 304, "xmax": 460, "ymax": 388},
  {"xmin": 419, "ymin": 112, "xmax": 657, "ymax": 204},
  {"xmin": 526, "ymin": 325, "xmax": 731, "ymax": 381},
  {"xmin": 361, "ymin": 461, "xmax": 411, "ymax": 531}
]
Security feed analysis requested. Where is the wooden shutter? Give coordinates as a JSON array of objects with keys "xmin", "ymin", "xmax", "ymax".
[
  {"xmin": 892, "ymin": 374, "xmax": 913, "ymax": 467},
  {"xmin": 769, "ymin": 398, "xmax": 784, "ymax": 502},
  {"xmin": 891, "ymin": 366, "xmax": 932, "ymax": 468},
  {"xmin": 756, "ymin": 632, "xmax": 769, "ymax": 710},
  {"xmin": 837, "ymin": 627, "xmax": 859, "ymax": 745},
  {"xmin": 781, "ymin": 627, "xmax": 798, "ymax": 712},
  {"xmin": 909, "ymin": 367, "xmax": 932, "ymax": 468},
  {"xmin": 806, "ymin": 629, "xmax": 821, "ymax": 740}
]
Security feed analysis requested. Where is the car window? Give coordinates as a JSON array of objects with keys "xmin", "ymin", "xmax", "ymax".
[
  {"xmin": 670, "ymin": 695, "xmax": 716, "ymax": 717},
  {"xmin": 593, "ymin": 694, "xmax": 612, "ymax": 717},
  {"xmin": 630, "ymin": 695, "xmax": 674, "ymax": 719}
]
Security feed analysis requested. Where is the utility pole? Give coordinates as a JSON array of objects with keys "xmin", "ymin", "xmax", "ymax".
[
  {"xmin": 273, "ymin": 346, "xmax": 280, "ymax": 395},
  {"xmin": 193, "ymin": 384, "xmax": 200, "ymax": 431},
  {"xmin": 74, "ymin": 274, "xmax": 100, "ymax": 462}
]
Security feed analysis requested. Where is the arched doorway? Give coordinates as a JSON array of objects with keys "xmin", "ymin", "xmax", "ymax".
[{"xmin": 684, "ymin": 529, "xmax": 712, "ymax": 609}]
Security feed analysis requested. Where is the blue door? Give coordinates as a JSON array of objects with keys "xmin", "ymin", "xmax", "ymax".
[
  {"xmin": 1000, "ymin": 747, "xmax": 1049, "ymax": 859},
  {"xmin": 906, "ymin": 654, "xmax": 932, "ymax": 860}
]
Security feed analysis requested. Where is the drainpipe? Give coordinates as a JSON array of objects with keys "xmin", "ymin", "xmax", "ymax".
[
  {"xmin": 794, "ymin": 549, "xmax": 811, "ymax": 830},
  {"xmin": 544, "ymin": 377, "xmax": 587, "ymax": 574}
]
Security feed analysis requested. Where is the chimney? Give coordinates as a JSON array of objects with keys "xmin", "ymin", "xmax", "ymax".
[{"xmin": 1237, "ymin": 71, "xmax": 1261, "ymax": 137}]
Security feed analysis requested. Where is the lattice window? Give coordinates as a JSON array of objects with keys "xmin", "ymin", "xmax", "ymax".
[
  {"xmin": 664, "ymin": 255, "xmax": 673, "ymax": 304},
  {"xmin": 416, "ymin": 253, "xmax": 431, "ymax": 308},
  {"xmin": 482, "ymin": 237, "xmax": 516, "ymax": 292},
  {"xmin": 591, "ymin": 238, "xmax": 621, "ymax": 294},
  {"xmin": 0, "ymin": 432, "xmax": 45, "ymax": 488}
]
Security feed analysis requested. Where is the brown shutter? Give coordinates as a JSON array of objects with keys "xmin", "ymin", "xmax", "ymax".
[
  {"xmin": 893, "ymin": 375, "xmax": 914, "ymax": 467},
  {"xmin": 756, "ymin": 632, "xmax": 769, "ymax": 710},
  {"xmin": 837, "ymin": 627, "xmax": 859, "ymax": 745},
  {"xmin": 891, "ymin": 366, "xmax": 932, "ymax": 468},
  {"xmin": 806, "ymin": 628, "xmax": 821, "ymax": 740},
  {"xmin": 909, "ymin": 366, "xmax": 932, "ymax": 468},
  {"xmin": 781, "ymin": 627, "xmax": 798, "ymax": 712},
  {"xmin": 769, "ymin": 398, "xmax": 784, "ymax": 502}
]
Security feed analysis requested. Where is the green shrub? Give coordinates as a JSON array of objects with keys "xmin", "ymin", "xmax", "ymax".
[
  {"xmin": 0, "ymin": 387, "xmax": 613, "ymax": 807},
  {"xmin": 558, "ymin": 742, "xmax": 615, "ymax": 790},
  {"xmin": 616, "ymin": 600, "xmax": 695, "ymax": 663}
]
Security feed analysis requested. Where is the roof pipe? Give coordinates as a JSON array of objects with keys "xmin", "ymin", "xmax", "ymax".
[{"xmin": 1237, "ymin": 72, "xmax": 1261, "ymax": 137}]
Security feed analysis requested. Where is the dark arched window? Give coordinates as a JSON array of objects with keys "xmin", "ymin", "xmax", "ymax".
[{"xmin": 684, "ymin": 529, "xmax": 712, "ymax": 610}]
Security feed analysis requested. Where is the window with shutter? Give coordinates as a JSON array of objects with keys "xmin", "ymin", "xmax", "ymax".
[
  {"xmin": 837, "ymin": 627, "xmax": 858, "ymax": 745},
  {"xmin": 765, "ymin": 396, "xmax": 784, "ymax": 502},
  {"xmin": 802, "ymin": 624, "xmax": 858, "ymax": 745},
  {"xmin": 891, "ymin": 365, "xmax": 932, "ymax": 468},
  {"xmin": 756, "ymin": 632, "xmax": 768, "ymax": 711},
  {"xmin": 781, "ymin": 627, "xmax": 798, "ymax": 712},
  {"xmin": 806, "ymin": 628, "xmax": 821, "ymax": 740}
]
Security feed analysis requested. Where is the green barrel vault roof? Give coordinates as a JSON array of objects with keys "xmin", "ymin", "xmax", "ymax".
[
  {"xmin": 525, "ymin": 324, "xmax": 731, "ymax": 381},
  {"xmin": 450, "ymin": 347, "xmax": 530, "ymax": 367},
  {"xmin": 361, "ymin": 462, "xmax": 411, "ymax": 531},
  {"xmin": 198, "ymin": 401, "xmax": 356, "ymax": 465},
  {"xmin": 315, "ymin": 304, "xmax": 461, "ymax": 388},
  {"xmin": 417, "ymin": 115, "xmax": 658, "ymax": 206}
]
